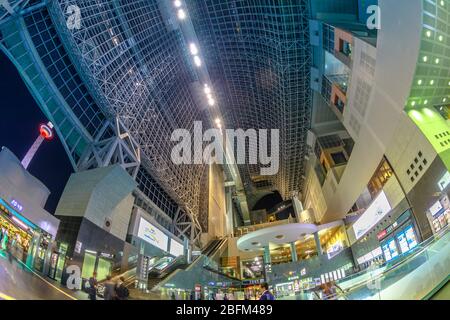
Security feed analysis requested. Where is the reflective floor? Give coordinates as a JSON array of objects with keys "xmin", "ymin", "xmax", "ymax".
[{"xmin": 0, "ymin": 250, "xmax": 78, "ymax": 300}]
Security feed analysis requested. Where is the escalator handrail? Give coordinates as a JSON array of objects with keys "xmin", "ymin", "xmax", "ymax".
[
  {"xmin": 340, "ymin": 226, "xmax": 449, "ymax": 286},
  {"xmin": 203, "ymin": 240, "xmax": 222, "ymax": 257},
  {"xmin": 149, "ymin": 255, "xmax": 187, "ymax": 277},
  {"xmin": 202, "ymin": 264, "xmax": 242, "ymax": 283},
  {"xmin": 341, "ymin": 227, "xmax": 450, "ymax": 295}
]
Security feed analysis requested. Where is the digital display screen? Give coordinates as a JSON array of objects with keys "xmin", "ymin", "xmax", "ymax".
[
  {"xmin": 169, "ymin": 239, "xmax": 184, "ymax": 257},
  {"xmin": 404, "ymin": 225, "xmax": 418, "ymax": 250},
  {"xmin": 354, "ymin": 191, "xmax": 392, "ymax": 240},
  {"xmin": 137, "ymin": 218, "xmax": 168, "ymax": 252},
  {"xmin": 429, "ymin": 200, "xmax": 444, "ymax": 217},
  {"xmin": 382, "ymin": 243, "xmax": 392, "ymax": 262},
  {"xmin": 396, "ymin": 232, "xmax": 410, "ymax": 254},
  {"xmin": 388, "ymin": 239, "xmax": 398, "ymax": 259}
]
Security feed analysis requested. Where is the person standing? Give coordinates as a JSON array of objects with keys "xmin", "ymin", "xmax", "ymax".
[
  {"xmin": 259, "ymin": 283, "xmax": 275, "ymax": 301},
  {"xmin": 115, "ymin": 277, "xmax": 130, "ymax": 300},
  {"xmin": 103, "ymin": 275, "xmax": 117, "ymax": 300},
  {"xmin": 88, "ymin": 272, "xmax": 98, "ymax": 301},
  {"xmin": 1, "ymin": 229, "xmax": 9, "ymax": 251}
]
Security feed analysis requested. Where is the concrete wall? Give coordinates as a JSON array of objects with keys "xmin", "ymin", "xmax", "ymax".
[
  {"xmin": 202, "ymin": 164, "xmax": 227, "ymax": 245},
  {"xmin": 0, "ymin": 147, "xmax": 59, "ymax": 237},
  {"xmin": 321, "ymin": 0, "xmax": 424, "ymax": 222},
  {"xmin": 56, "ymin": 165, "xmax": 136, "ymax": 241}
]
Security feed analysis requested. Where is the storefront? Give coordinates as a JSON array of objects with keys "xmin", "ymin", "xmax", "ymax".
[
  {"xmin": 427, "ymin": 195, "xmax": 450, "ymax": 234},
  {"xmin": 377, "ymin": 210, "xmax": 419, "ymax": 263},
  {"xmin": 0, "ymin": 198, "xmax": 54, "ymax": 271},
  {"xmin": 80, "ymin": 250, "xmax": 115, "ymax": 282},
  {"xmin": 48, "ymin": 243, "xmax": 68, "ymax": 282}
]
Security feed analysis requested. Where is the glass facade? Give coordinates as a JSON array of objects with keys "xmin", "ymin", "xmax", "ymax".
[{"xmin": 187, "ymin": 0, "xmax": 312, "ymax": 198}]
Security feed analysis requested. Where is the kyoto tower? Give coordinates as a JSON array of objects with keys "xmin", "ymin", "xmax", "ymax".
[{"xmin": 21, "ymin": 122, "xmax": 54, "ymax": 170}]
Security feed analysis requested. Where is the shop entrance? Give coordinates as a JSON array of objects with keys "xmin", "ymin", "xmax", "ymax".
[
  {"xmin": 81, "ymin": 251, "xmax": 113, "ymax": 281},
  {"xmin": 48, "ymin": 243, "xmax": 68, "ymax": 282},
  {"xmin": 0, "ymin": 203, "xmax": 34, "ymax": 262}
]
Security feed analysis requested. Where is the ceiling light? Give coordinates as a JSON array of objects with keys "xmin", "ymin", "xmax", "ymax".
[
  {"xmin": 189, "ymin": 43, "xmax": 198, "ymax": 55},
  {"xmin": 438, "ymin": 35, "xmax": 444, "ymax": 42},
  {"xmin": 435, "ymin": 58, "xmax": 440, "ymax": 64},
  {"xmin": 204, "ymin": 86, "xmax": 211, "ymax": 95},
  {"xmin": 208, "ymin": 98, "xmax": 215, "ymax": 106},
  {"xmin": 417, "ymin": 79, "xmax": 422, "ymax": 85},
  {"xmin": 430, "ymin": 80, "xmax": 435, "ymax": 85},
  {"xmin": 423, "ymin": 56, "xmax": 428, "ymax": 62},
  {"xmin": 177, "ymin": 9, "xmax": 186, "ymax": 20},
  {"xmin": 174, "ymin": 0, "xmax": 182, "ymax": 8},
  {"xmin": 426, "ymin": 30, "xmax": 432, "ymax": 37},
  {"xmin": 193, "ymin": 55, "xmax": 202, "ymax": 67},
  {"xmin": 215, "ymin": 118, "xmax": 221, "ymax": 125}
]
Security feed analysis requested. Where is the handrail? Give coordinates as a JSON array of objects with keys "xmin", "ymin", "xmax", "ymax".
[
  {"xmin": 337, "ymin": 226, "xmax": 450, "ymax": 299},
  {"xmin": 338, "ymin": 226, "xmax": 449, "ymax": 288}
]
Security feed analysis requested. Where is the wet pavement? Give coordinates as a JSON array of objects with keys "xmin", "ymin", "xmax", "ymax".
[{"xmin": 0, "ymin": 250, "xmax": 77, "ymax": 300}]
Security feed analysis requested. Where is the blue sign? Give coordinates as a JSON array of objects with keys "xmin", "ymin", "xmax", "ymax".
[{"xmin": 10, "ymin": 199, "xmax": 23, "ymax": 212}]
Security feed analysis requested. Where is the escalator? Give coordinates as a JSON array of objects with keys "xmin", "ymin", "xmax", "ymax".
[
  {"xmin": 202, "ymin": 239, "xmax": 225, "ymax": 257},
  {"xmin": 154, "ymin": 237, "xmax": 243, "ymax": 291},
  {"xmin": 147, "ymin": 255, "xmax": 189, "ymax": 290}
]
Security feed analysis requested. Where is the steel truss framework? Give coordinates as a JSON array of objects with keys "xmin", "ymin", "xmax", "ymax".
[
  {"xmin": 45, "ymin": 0, "xmax": 209, "ymax": 243},
  {"xmin": 77, "ymin": 117, "xmax": 141, "ymax": 179},
  {"xmin": 0, "ymin": 1, "xmax": 205, "ymax": 243},
  {"xmin": 187, "ymin": 0, "xmax": 312, "ymax": 200}
]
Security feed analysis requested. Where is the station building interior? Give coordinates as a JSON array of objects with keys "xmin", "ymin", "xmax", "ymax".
[{"xmin": 0, "ymin": 0, "xmax": 449, "ymax": 300}]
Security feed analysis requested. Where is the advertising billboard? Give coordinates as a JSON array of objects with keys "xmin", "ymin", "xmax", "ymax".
[
  {"xmin": 137, "ymin": 218, "xmax": 168, "ymax": 252},
  {"xmin": 353, "ymin": 191, "xmax": 392, "ymax": 240},
  {"xmin": 429, "ymin": 200, "xmax": 444, "ymax": 217},
  {"xmin": 170, "ymin": 239, "xmax": 184, "ymax": 257}
]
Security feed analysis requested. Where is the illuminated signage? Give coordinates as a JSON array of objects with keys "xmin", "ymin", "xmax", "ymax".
[
  {"xmin": 327, "ymin": 242, "xmax": 343, "ymax": 259},
  {"xmin": 137, "ymin": 218, "xmax": 168, "ymax": 252},
  {"xmin": 354, "ymin": 191, "xmax": 392, "ymax": 240},
  {"xmin": 429, "ymin": 200, "xmax": 444, "ymax": 217},
  {"xmin": 438, "ymin": 171, "xmax": 450, "ymax": 191},
  {"xmin": 10, "ymin": 200, "xmax": 23, "ymax": 212},
  {"xmin": 169, "ymin": 239, "xmax": 184, "ymax": 257},
  {"xmin": 377, "ymin": 229, "xmax": 387, "ymax": 240}
]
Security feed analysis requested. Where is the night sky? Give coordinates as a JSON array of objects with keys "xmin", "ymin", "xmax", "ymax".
[{"xmin": 0, "ymin": 51, "xmax": 73, "ymax": 214}]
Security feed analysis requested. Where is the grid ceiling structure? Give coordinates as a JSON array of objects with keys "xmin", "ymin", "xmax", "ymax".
[
  {"xmin": 187, "ymin": 0, "xmax": 313, "ymax": 199},
  {"xmin": 45, "ymin": 0, "xmax": 210, "ymax": 235}
]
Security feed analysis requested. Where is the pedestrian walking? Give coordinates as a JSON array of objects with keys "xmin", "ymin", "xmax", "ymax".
[
  {"xmin": 88, "ymin": 272, "xmax": 98, "ymax": 301},
  {"xmin": 115, "ymin": 277, "xmax": 130, "ymax": 300},
  {"xmin": 103, "ymin": 275, "xmax": 117, "ymax": 300},
  {"xmin": 259, "ymin": 283, "xmax": 275, "ymax": 301}
]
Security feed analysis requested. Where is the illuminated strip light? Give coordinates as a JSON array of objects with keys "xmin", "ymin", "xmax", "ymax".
[
  {"xmin": 12, "ymin": 216, "xmax": 30, "ymax": 231},
  {"xmin": 0, "ymin": 199, "xmax": 36, "ymax": 230}
]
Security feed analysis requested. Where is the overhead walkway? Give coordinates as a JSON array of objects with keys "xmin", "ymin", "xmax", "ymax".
[{"xmin": 320, "ymin": 227, "xmax": 450, "ymax": 300}]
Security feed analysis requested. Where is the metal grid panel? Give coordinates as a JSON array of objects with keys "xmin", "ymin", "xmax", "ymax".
[
  {"xmin": 187, "ymin": 0, "xmax": 312, "ymax": 199},
  {"xmin": 47, "ymin": 0, "xmax": 210, "ymax": 232}
]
